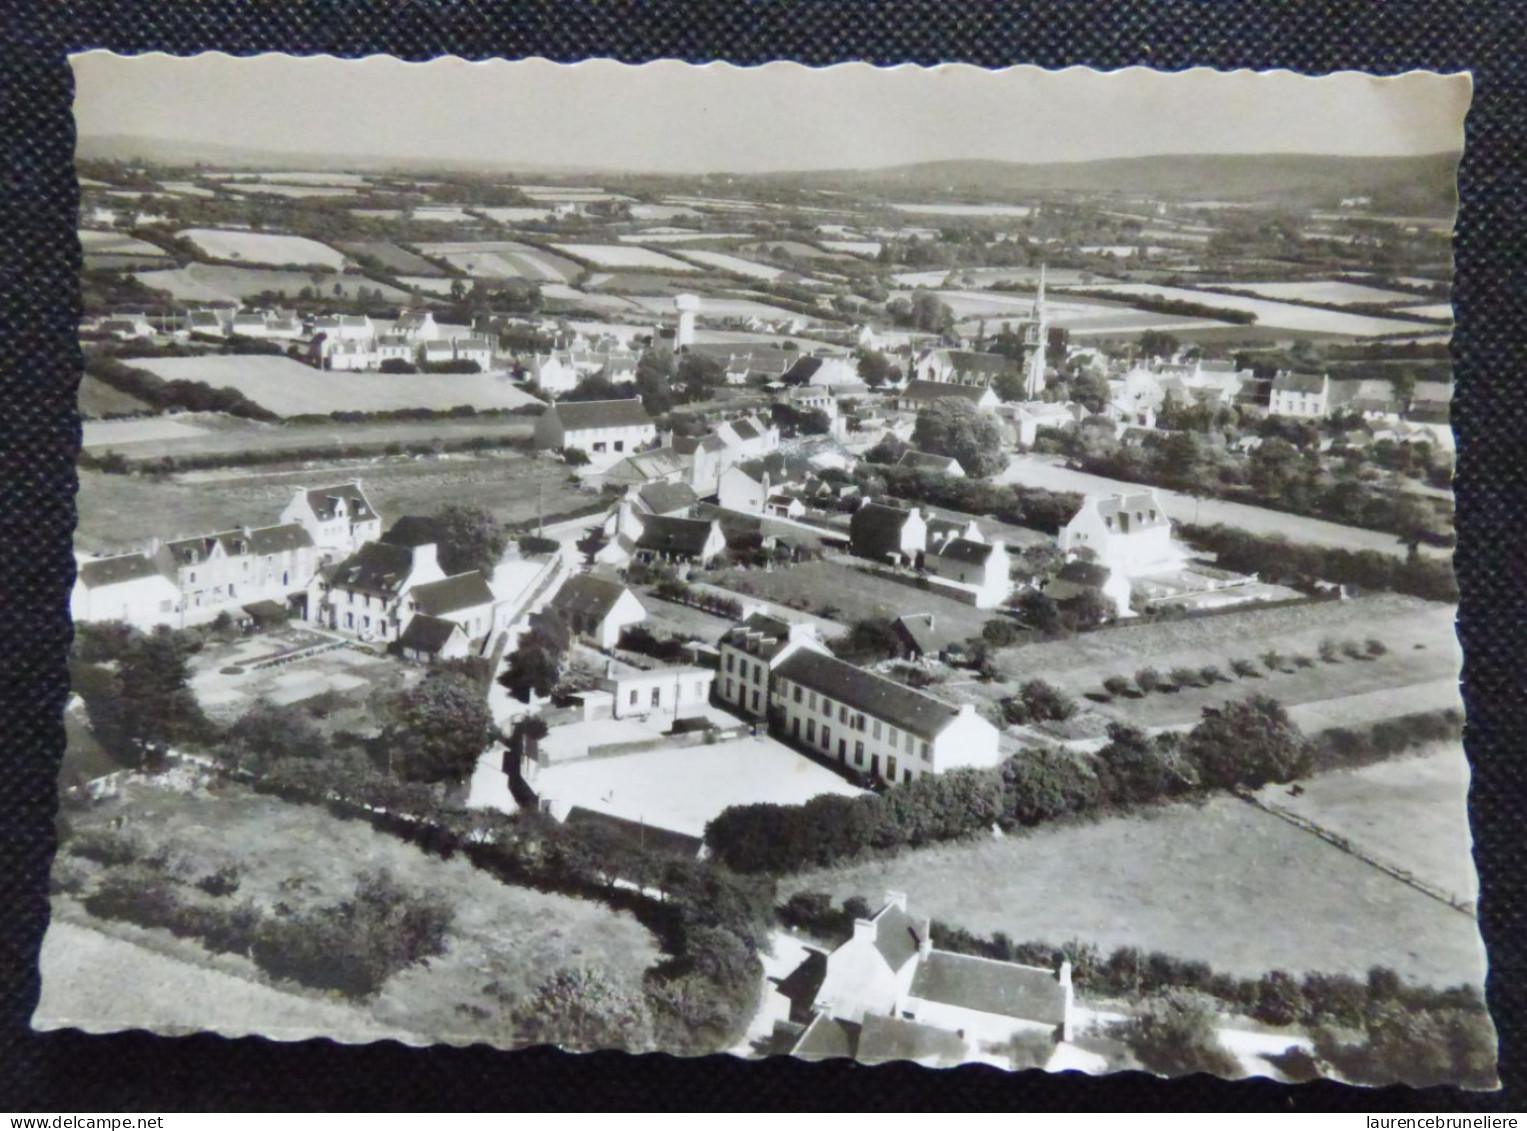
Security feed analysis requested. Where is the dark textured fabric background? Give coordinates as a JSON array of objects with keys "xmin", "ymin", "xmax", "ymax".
[{"xmin": 1, "ymin": 0, "xmax": 1522, "ymax": 1111}]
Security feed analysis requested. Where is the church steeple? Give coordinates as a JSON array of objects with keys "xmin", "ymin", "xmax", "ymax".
[{"xmin": 1025, "ymin": 264, "xmax": 1048, "ymax": 399}]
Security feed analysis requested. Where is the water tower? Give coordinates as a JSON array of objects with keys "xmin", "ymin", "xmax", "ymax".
[{"xmin": 674, "ymin": 293, "xmax": 700, "ymax": 349}]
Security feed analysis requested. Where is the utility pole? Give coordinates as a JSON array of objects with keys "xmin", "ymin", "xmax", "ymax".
[{"xmin": 538, "ymin": 481, "xmax": 545, "ymax": 538}]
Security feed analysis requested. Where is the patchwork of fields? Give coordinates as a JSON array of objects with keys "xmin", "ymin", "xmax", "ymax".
[
  {"xmin": 132, "ymin": 263, "xmax": 413, "ymax": 304},
  {"xmin": 552, "ymin": 243, "xmax": 700, "ymax": 272},
  {"xmin": 1073, "ymin": 281, "xmax": 1435, "ymax": 338},
  {"xmin": 119, "ymin": 354, "xmax": 539, "ymax": 416},
  {"xmin": 416, "ymin": 240, "xmax": 581, "ymax": 282}
]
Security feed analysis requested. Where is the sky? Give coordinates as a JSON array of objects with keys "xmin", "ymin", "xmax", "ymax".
[{"xmin": 71, "ymin": 53, "xmax": 1472, "ymax": 174}]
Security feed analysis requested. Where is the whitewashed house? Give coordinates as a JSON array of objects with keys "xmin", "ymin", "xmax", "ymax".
[{"xmin": 534, "ymin": 398, "xmax": 657, "ymax": 469}]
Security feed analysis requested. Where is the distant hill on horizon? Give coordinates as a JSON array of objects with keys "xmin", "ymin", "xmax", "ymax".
[{"xmin": 75, "ymin": 135, "xmax": 1460, "ymax": 214}]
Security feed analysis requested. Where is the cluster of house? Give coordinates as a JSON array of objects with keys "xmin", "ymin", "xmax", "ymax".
[
  {"xmin": 71, "ymin": 480, "xmax": 567, "ymax": 663},
  {"xmin": 779, "ymin": 892, "xmax": 1076, "ymax": 1069}
]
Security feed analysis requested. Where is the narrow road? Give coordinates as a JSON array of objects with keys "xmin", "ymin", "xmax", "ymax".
[{"xmin": 998, "ymin": 455, "xmax": 1446, "ymax": 560}]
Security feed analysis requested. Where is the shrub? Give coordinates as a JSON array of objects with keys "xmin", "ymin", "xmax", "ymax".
[
  {"xmin": 560, "ymin": 446, "xmax": 590, "ymax": 467},
  {"xmin": 196, "ymin": 865, "xmax": 242, "ymax": 898},
  {"xmin": 1254, "ymin": 970, "xmax": 1307, "ymax": 1027},
  {"xmin": 1292, "ymin": 654, "xmax": 1316, "ymax": 669},
  {"xmin": 1199, "ymin": 665, "xmax": 1224, "ymax": 684},
  {"xmin": 1020, "ymin": 678, "xmax": 1076, "ymax": 722},
  {"xmin": 1111, "ymin": 990, "xmax": 1241, "ymax": 1079},
  {"xmin": 1341, "ymin": 640, "xmax": 1366, "ymax": 661},
  {"xmin": 981, "ymin": 618, "xmax": 1023, "ymax": 648},
  {"xmin": 1185, "ymin": 696, "xmax": 1311, "ymax": 790},
  {"xmin": 69, "ymin": 826, "xmax": 149, "ymax": 868},
  {"xmin": 1230, "ymin": 658, "xmax": 1259, "ymax": 679},
  {"xmin": 1134, "ymin": 667, "xmax": 1163, "ymax": 695},
  {"xmin": 1365, "ymin": 637, "xmax": 1389, "ymax": 658},
  {"xmin": 1260, "ymin": 649, "xmax": 1285, "ymax": 672},
  {"xmin": 1102, "ymin": 675, "xmax": 1132, "ymax": 700},
  {"xmin": 1319, "ymin": 638, "xmax": 1341, "ymax": 663},
  {"xmin": 1168, "ymin": 666, "xmax": 1201, "ymax": 689}
]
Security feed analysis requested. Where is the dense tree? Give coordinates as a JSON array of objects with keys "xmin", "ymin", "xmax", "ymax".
[
  {"xmin": 856, "ymin": 349, "xmax": 899, "ymax": 388},
  {"xmin": 677, "ymin": 353, "xmax": 725, "ymax": 402},
  {"xmin": 379, "ymin": 671, "xmax": 497, "ymax": 783},
  {"xmin": 634, "ymin": 350, "xmax": 676, "ymax": 414},
  {"xmin": 831, "ymin": 617, "xmax": 903, "ymax": 664},
  {"xmin": 561, "ymin": 374, "xmax": 634, "ymax": 403},
  {"xmin": 224, "ymin": 698, "xmax": 329, "ymax": 773},
  {"xmin": 912, "ymin": 398, "xmax": 1007, "ymax": 478},
  {"xmin": 1183, "ymin": 695, "xmax": 1311, "ymax": 790},
  {"xmin": 80, "ymin": 627, "xmax": 207, "ymax": 764},
  {"xmin": 513, "ymin": 967, "xmax": 654, "ymax": 1053},
  {"xmin": 1136, "ymin": 330, "xmax": 1180, "ymax": 361},
  {"xmin": 1113, "ymin": 990, "xmax": 1241, "ymax": 1078},
  {"xmin": 430, "ymin": 504, "xmax": 509, "ymax": 576}
]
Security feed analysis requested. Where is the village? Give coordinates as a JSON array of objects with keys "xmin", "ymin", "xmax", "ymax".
[{"xmin": 49, "ymin": 145, "xmax": 1489, "ymax": 1086}]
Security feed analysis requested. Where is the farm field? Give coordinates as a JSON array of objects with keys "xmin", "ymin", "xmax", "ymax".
[
  {"xmin": 994, "ymin": 594, "xmax": 1461, "ymax": 732},
  {"xmin": 616, "ymin": 231, "xmax": 748, "ymax": 244},
  {"xmin": 78, "ymin": 374, "xmax": 151, "ymax": 417},
  {"xmin": 78, "ymin": 229, "xmax": 169, "ymax": 256},
  {"xmin": 1073, "ymin": 282, "xmax": 1433, "ymax": 338},
  {"xmin": 620, "ymin": 294, "xmax": 813, "ymax": 323},
  {"xmin": 79, "ymin": 411, "xmax": 535, "ymax": 461},
  {"xmin": 336, "ymin": 240, "xmax": 443, "ymax": 275},
  {"xmin": 43, "ymin": 777, "xmax": 660, "ymax": 1046},
  {"xmin": 131, "ymin": 263, "xmax": 412, "ymax": 304},
  {"xmin": 629, "ymin": 204, "xmax": 703, "ymax": 221},
  {"xmin": 399, "ymin": 276, "xmax": 457, "ymax": 296},
  {"xmin": 76, "ymin": 454, "xmax": 588, "ymax": 554},
  {"xmin": 887, "ymin": 202, "xmax": 1034, "ymax": 217},
  {"xmin": 998, "ymin": 455, "xmax": 1437, "ymax": 558},
  {"xmin": 820, "ymin": 240, "xmax": 882, "ymax": 257},
  {"xmin": 235, "ymin": 171, "xmax": 368, "ymax": 186},
  {"xmin": 475, "ymin": 207, "xmax": 554, "ymax": 224},
  {"xmin": 706, "ymin": 558, "xmax": 996, "ymax": 643},
  {"xmin": 158, "ymin": 181, "xmax": 217, "ymax": 198},
  {"xmin": 1226, "ymin": 280, "xmax": 1424, "ymax": 306},
  {"xmin": 540, "ymin": 286, "xmax": 646, "ymax": 314},
  {"xmin": 892, "ymin": 267, "xmax": 1095, "ymax": 288},
  {"xmin": 416, "ymin": 240, "xmax": 581, "ymax": 282},
  {"xmin": 1253, "ymin": 743, "xmax": 1476, "ymax": 905},
  {"xmin": 1398, "ymin": 303, "xmax": 1455, "ymax": 321},
  {"xmin": 552, "ymin": 244, "xmax": 700, "ymax": 272},
  {"xmin": 176, "ymin": 228, "xmax": 347, "ymax": 269},
  {"xmin": 411, "ymin": 207, "xmax": 478, "ymax": 224},
  {"xmin": 890, "ymin": 288, "xmax": 1232, "ymax": 335},
  {"xmin": 788, "ymin": 779, "xmax": 1485, "ymax": 987},
  {"xmin": 120, "ymin": 355, "xmax": 540, "ymax": 417},
  {"xmin": 672, "ymin": 250, "xmax": 784, "ymax": 279},
  {"xmin": 234, "ymin": 184, "xmax": 357, "ymax": 199}
]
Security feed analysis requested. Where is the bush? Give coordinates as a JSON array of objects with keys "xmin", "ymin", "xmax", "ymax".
[
  {"xmin": 1229, "ymin": 658, "xmax": 1259, "ymax": 679},
  {"xmin": 981, "ymin": 618, "xmax": 1023, "ymax": 648},
  {"xmin": 1253, "ymin": 970, "xmax": 1307, "ymax": 1027},
  {"xmin": 1319, "ymin": 638, "xmax": 1341, "ymax": 663},
  {"xmin": 1020, "ymin": 678, "xmax": 1075, "ymax": 722},
  {"xmin": 1168, "ymin": 666, "xmax": 1202, "ymax": 689},
  {"xmin": 1365, "ymin": 637, "xmax": 1389, "ymax": 658},
  {"xmin": 1198, "ymin": 665, "xmax": 1224, "ymax": 684},
  {"xmin": 1342, "ymin": 640, "xmax": 1366, "ymax": 661},
  {"xmin": 1260, "ymin": 649, "xmax": 1285, "ymax": 672},
  {"xmin": 196, "ymin": 865, "xmax": 242, "ymax": 898},
  {"xmin": 561, "ymin": 446, "xmax": 590, "ymax": 467},
  {"xmin": 1134, "ymin": 667, "xmax": 1162, "ymax": 695},
  {"xmin": 1102, "ymin": 675, "xmax": 1132, "ymax": 699},
  {"xmin": 1291, "ymin": 654, "xmax": 1316, "ymax": 669},
  {"xmin": 1111, "ymin": 990, "xmax": 1241, "ymax": 1079}
]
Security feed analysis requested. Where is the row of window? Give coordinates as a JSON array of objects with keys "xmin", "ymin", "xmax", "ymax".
[
  {"xmin": 795, "ymin": 716, "xmax": 914, "ymax": 784},
  {"xmin": 777, "ymin": 677, "xmax": 932, "ymax": 762},
  {"xmin": 724, "ymin": 651, "xmax": 766, "ymax": 683}
]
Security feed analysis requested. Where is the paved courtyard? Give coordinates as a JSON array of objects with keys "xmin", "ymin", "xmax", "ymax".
[{"xmin": 532, "ymin": 734, "xmax": 866, "ymax": 839}]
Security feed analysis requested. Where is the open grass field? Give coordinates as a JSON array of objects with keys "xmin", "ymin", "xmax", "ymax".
[
  {"xmin": 672, "ymin": 249, "xmax": 784, "ymax": 279},
  {"xmin": 335, "ymin": 240, "xmax": 443, "ymax": 275},
  {"xmin": 1074, "ymin": 282, "xmax": 1434, "ymax": 338},
  {"xmin": 120, "ymin": 355, "xmax": 540, "ymax": 417},
  {"xmin": 998, "ymin": 455, "xmax": 1440, "ymax": 559},
  {"xmin": 80, "ymin": 412, "xmax": 536, "ymax": 461},
  {"xmin": 1227, "ymin": 280, "xmax": 1424, "ymax": 306},
  {"xmin": 44, "ymin": 776, "xmax": 660, "ymax": 1045},
  {"xmin": 1255, "ymin": 743, "xmax": 1476, "ymax": 905},
  {"xmin": 475, "ymin": 207, "xmax": 555, "ymax": 224},
  {"xmin": 552, "ymin": 244, "xmax": 700, "ymax": 272},
  {"xmin": 132, "ymin": 263, "xmax": 412, "ymax": 304},
  {"xmin": 176, "ymin": 228, "xmax": 347, "ymax": 269},
  {"xmin": 892, "ymin": 288, "xmax": 1234, "ymax": 337},
  {"xmin": 76, "ymin": 453, "xmax": 589, "ymax": 554},
  {"xmin": 78, "ymin": 228, "xmax": 169, "ymax": 256},
  {"xmin": 617, "ymin": 231, "xmax": 749, "ymax": 244},
  {"xmin": 706, "ymin": 558, "xmax": 996, "ymax": 643},
  {"xmin": 234, "ymin": 184, "xmax": 358, "ymax": 200},
  {"xmin": 416, "ymin": 240, "xmax": 582, "ymax": 283},
  {"xmin": 988, "ymin": 592, "xmax": 1459, "ymax": 730},
  {"xmin": 887, "ymin": 202, "xmax": 1034, "ymax": 218},
  {"xmin": 787, "ymin": 784, "xmax": 1486, "ymax": 988},
  {"xmin": 78, "ymin": 374, "xmax": 151, "ymax": 417}
]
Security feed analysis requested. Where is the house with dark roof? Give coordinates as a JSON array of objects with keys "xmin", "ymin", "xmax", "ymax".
[
  {"xmin": 771, "ymin": 649, "xmax": 1000, "ymax": 780},
  {"xmin": 850, "ymin": 502, "xmax": 927, "ymax": 564},
  {"xmin": 71, "ymin": 549, "xmax": 182, "ymax": 630},
  {"xmin": 398, "ymin": 614, "xmax": 471, "ymax": 662},
  {"xmin": 159, "ymin": 524, "xmax": 319, "ymax": 625},
  {"xmin": 715, "ymin": 415, "xmax": 780, "ymax": 461},
  {"xmin": 923, "ymin": 537, "xmax": 1012, "ymax": 608},
  {"xmin": 1269, "ymin": 370, "xmax": 1330, "ymax": 418},
  {"xmin": 633, "ymin": 515, "xmax": 726, "ymax": 565},
  {"xmin": 916, "ymin": 348, "xmax": 1022, "ymax": 388},
  {"xmin": 716, "ymin": 609, "xmax": 828, "ymax": 718},
  {"xmin": 308, "ymin": 541, "xmax": 447, "ymax": 643},
  {"xmin": 596, "ymin": 446, "xmax": 689, "ymax": 491},
  {"xmin": 534, "ymin": 398, "xmax": 657, "ymax": 470},
  {"xmin": 402, "ymin": 570, "xmax": 499, "ymax": 652},
  {"xmin": 280, "ymin": 481, "xmax": 383, "ymax": 561},
  {"xmin": 548, "ymin": 573, "xmax": 647, "ymax": 649},
  {"xmin": 895, "ymin": 449, "xmax": 965, "ymax": 477},
  {"xmin": 782, "ymin": 354, "xmax": 860, "ymax": 387},
  {"xmin": 891, "ymin": 613, "xmax": 950, "ymax": 662},
  {"xmin": 1059, "ymin": 489, "xmax": 1177, "ymax": 617},
  {"xmin": 897, "ymin": 379, "xmax": 1000, "ymax": 412},
  {"xmin": 789, "ymin": 893, "xmax": 1074, "ymax": 1066},
  {"xmin": 717, "ymin": 452, "xmax": 817, "ymax": 515}
]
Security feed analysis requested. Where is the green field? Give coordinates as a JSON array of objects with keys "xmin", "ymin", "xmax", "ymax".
[
  {"xmin": 788, "ymin": 773, "xmax": 1486, "ymax": 988},
  {"xmin": 75, "ymin": 453, "xmax": 591, "ymax": 554},
  {"xmin": 78, "ymin": 374, "xmax": 152, "ymax": 418},
  {"xmin": 46, "ymin": 777, "xmax": 660, "ymax": 1045}
]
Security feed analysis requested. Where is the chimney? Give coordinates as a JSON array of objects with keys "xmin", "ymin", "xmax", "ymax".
[
  {"xmin": 918, "ymin": 918, "xmax": 933, "ymax": 959},
  {"xmin": 788, "ymin": 622, "xmax": 819, "ymax": 644},
  {"xmin": 411, "ymin": 542, "xmax": 439, "ymax": 575},
  {"xmin": 1058, "ymin": 959, "xmax": 1073, "ymax": 988},
  {"xmin": 852, "ymin": 917, "xmax": 877, "ymax": 944}
]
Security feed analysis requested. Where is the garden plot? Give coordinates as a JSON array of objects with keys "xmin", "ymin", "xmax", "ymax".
[
  {"xmin": 672, "ymin": 250, "xmax": 783, "ymax": 280},
  {"xmin": 1073, "ymin": 282, "xmax": 1434, "ymax": 338},
  {"xmin": 176, "ymin": 228, "xmax": 347, "ymax": 270},
  {"xmin": 539, "ymin": 285, "xmax": 643, "ymax": 313},
  {"xmin": 417, "ymin": 241, "xmax": 582, "ymax": 282},
  {"xmin": 78, "ymin": 375, "xmax": 151, "ymax": 418},
  {"xmin": 552, "ymin": 244, "xmax": 701, "ymax": 272},
  {"xmin": 1226, "ymin": 280, "xmax": 1425, "ymax": 306},
  {"xmin": 132, "ymin": 263, "xmax": 412, "ymax": 304},
  {"xmin": 121, "ymin": 355, "xmax": 542, "ymax": 417},
  {"xmin": 78, "ymin": 229, "xmax": 169, "ymax": 257}
]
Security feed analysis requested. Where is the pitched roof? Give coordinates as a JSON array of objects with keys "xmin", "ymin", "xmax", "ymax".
[
  {"xmin": 928, "ymin": 537, "xmax": 996, "ymax": 567},
  {"xmin": 551, "ymin": 573, "xmax": 638, "ymax": 623},
  {"xmin": 869, "ymin": 902, "xmax": 926, "ymax": 971},
  {"xmin": 77, "ymin": 552, "xmax": 171, "ymax": 589},
  {"xmin": 1089, "ymin": 492, "xmax": 1169, "ymax": 533},
  {"xmin": 397, "ymin": 613, "xmax": 465, "ymax": 654},
  {"xmin": 637, "ymin": 481, "xmax": 698, "ymax": 515},
  {"xmin": 727, "ymin": 417, "xmax": 764, "ymax": 441},
  {"xmin": 902, "ymin": 379, "xmax": 993, "ymax": 404},
  {"xmin": 247, "ymin": 524, "xmax": 314, "ymax": 555},
  {"xmin": 164, "ymin": 524, "xmax": 313, "ymax": 564},
  {"xmin": 893, "ymin": 613, "xmax": 946, "ymax": 656},
  {"xmin": 773, "ymin": 648, "xmax": 966, "ymax": 741},
  {"xmin": 945, "ymin": 350, "xmax": 1021, "ymax": 378},
  {"xmin": 791, "ymin": 1014, "xmax": 860, "ymax": 1061},
  {"xmin": 719, "ymin": 610, "xmax": 796, "ymax": 659},
  {"xmin": 732, "ymin": 452, "xmax": 816, "ymax": 485},
  {"xmin": 782, "ymin": 356, "xmax": 825, "ymax": 385},
  {"xmin": 635, "ymin": 515, "xmax": 718, "ymax": 558},
  {"xmin": 1272, "ymin": 370, "xmax": 1328, "ymax": 395},
  {"xmin": 850, "ymin": 502, "xmax": 917, "ymax": 553},
  {"xmin": 328, "ymin": 540, "xmax": 418, "ymax": 597},
  {"xmin": 409, "ymin": 571, "xmax": 496, "ymax": 617},
  {"xmin": 553, "ymin": 397, "xmax": 653, "ymax": 431},
  {"xmin": 896, "ymin": 449, "xmax": 962, "ymax": 474},
  {"xmin": 909, "ymin": 951, "xmax": 1068, "ymax": 1026},
  {"xmin": 305, "ymin": 483, "xmax": 376, "ymax": 523},
  {"xmin": 855, "ymin": 1014, "xmax": 969, "ymax": 1067}
]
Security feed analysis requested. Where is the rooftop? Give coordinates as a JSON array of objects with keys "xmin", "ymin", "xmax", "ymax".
[
  {"xmin": 408, "ymin": 571, "xmax": 496, "ymax": 617},
  {"xmin": 773, "ymin": 648, "xmax": 967, "ymax": 741},
  {"xmin": 554, "ymin": 397, "xmax": 654, "ymax": 431},
  {"xmin": 909, "ymin": 950, "xmax": 1068, "ymax": 1026}
]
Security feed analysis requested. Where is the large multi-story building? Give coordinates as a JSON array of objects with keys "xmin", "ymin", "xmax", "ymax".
[
  {"xmin": 716, "ymin": 610, "xmax": 827, "ymax": 718},
  {"xmin": 280, "ymin": 482, "xmax": 383, "ymax": 562},
  {"xmin": 769, "ymin": 647, "xmax": 1001, "ymax": 783}
]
